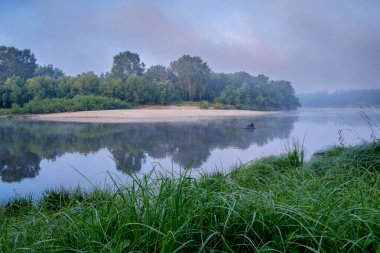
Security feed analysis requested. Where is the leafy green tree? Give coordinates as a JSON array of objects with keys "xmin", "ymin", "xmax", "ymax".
[
  {"xmin": 155, "ymin": 81, "xmax": 181, "ymax": 105},
  {"xmin": 170, "ymin": 55, "xmax": 210, "ymax": 101},
  {"xmin": 215, "ymin": 86, "xmax": 240, "ymax": 105},
  {"xmin": 111, "ymin": 51, "xmax": 145, "ymax": 80},
  {"xmin": 34, "ymin": 64, "xmax": 64, "ymax": 79},
  {"xmin": 26, "ymin": 76, "xmax": 56, "ymax": 100},
  {"xmin": 56, "ymin": 76, "xmax": 75, "ymax": 98},
  {"xmin": 270, "ymin": 80, "xmax": 300, "ymax": 109},
  {"xmin": 0, "ymin": 46, "xmax": 37, "ymax": 82},
  {"xmin": 0, "ymin": 83, "xmax": 12, "ymax": 108},
  {"xmin": 72, "ymin": 72, "xmax": 99, "ymax": 96},
  {"xmin": 125, "ymin": 75, "xmax": 154, "ymax": 104},
  {"xmin": 229, "ymin": 71, "xmax": 253, "ymax": 87},
  {"xmin": 255, "ymin": 74, "xmax": 270, "ymax": 86},
  {"xmin": 99, "ymin": 77, "xmax": 126, "ymax": 100},
  {"xmin": 146, "ymin": 65, "xmax": 175, "ymax": 84},
  {"xmin": 5, "ymin": 76, "xmax": 28, "ymax": 106},
  {"xmin": 237, "ymin": 82, "xmax": 252, "ymax": 105},
  {"xmin": 206, "ymin": 72, "xmax": 230, "ymax": 101}
]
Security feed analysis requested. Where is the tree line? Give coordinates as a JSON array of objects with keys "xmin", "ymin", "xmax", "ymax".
[{"xmin": 0, "ymin": 45, "xmax": 300, "ymax": 113}]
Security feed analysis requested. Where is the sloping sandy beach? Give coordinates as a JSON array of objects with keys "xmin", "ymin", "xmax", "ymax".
[{"xmin": 26, "ymin": 106, "xmax": 273, "ymax": 123}]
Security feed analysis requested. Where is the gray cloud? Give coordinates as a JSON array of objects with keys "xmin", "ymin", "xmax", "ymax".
[{"xmin": 0, "ymin": 0, "xmax": 379, "ymax": 92}]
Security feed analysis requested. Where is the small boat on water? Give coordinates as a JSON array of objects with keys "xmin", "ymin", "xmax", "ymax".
[{"xmin": 244, "ymin": 122, "xmax": 256, "ymax": 129}]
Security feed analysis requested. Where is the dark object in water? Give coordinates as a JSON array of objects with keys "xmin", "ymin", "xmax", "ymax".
[{"xmin": 244, "ymin": 122, "xmax": 256, "ymax": 129}]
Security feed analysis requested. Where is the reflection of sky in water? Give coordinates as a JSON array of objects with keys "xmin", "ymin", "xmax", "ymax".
[{"xmin": 0, "ymin": 108, "xmax": 378, "ymax": 200}]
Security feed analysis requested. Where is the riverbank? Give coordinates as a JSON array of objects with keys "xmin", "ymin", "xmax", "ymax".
[
  {"xmin": 1, "ymin": 141, "xmax": 378, "ymax": 252},
  {"xmin": 20, "ymin": 105, "xmax": 273, "ymax": 123}
]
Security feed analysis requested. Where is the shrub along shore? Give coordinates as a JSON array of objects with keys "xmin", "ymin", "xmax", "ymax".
[{"xmin": 0, "ymin": 141, "xmax": 379, "ymax": 252}]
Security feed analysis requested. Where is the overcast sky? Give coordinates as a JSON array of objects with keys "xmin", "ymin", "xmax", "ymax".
[{"xmin": 1, "ymin": 0, "xmax": 379, "ymax": 93}]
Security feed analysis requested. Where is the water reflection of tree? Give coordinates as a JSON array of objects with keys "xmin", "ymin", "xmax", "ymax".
[
  {"xmin": 0, "ymin": 115, "xmax": 297, "ymax": 182},
  {"xmin": 0, "ymin": 148, "xmax": 41, "ymax": 182}
]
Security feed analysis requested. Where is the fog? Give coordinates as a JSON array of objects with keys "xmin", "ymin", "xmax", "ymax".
[
  {"xmin": 1, "ymin": 0, "xmax": 379, "ymax": 93},
  {"xmin": 298, "ymin": 89, "xmax": 380, "ymax": 107}
]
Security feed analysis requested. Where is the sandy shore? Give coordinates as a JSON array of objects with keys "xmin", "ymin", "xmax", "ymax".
[{"xmin": 24, "ymin": 106, "xmax": 273, "ymax": 123}]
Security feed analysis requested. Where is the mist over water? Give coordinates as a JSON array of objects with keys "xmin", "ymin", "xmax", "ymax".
[{"xmin": 0, "ymin": 107, "xmax": 378, "ymax": 200}]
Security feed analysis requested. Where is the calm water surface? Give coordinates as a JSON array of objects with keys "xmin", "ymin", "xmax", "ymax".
[{"xmin": 0, "ymin": 108, "xmax": 378, "ymax": 200}]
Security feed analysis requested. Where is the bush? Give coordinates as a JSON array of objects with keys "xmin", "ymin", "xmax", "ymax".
[
  {"xmin": 5, "ymin": 96, "xmax": 131, "ymax": 114},
  {"xmin": 198, "ymin": 100, "xmax": 209, "ymax": 109},
  {"xmin": 211, "ymin": 102, "xmax": 224, "ymax": 109}
]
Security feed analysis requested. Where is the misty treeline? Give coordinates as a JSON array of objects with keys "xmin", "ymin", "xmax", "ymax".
[
  {"xmin": 298, "ymin": 90, "xmax": 380, "ymax": 107},
  {"xmin": 0, "ymin": 45, "xmax": 300, "ymax": 113}
]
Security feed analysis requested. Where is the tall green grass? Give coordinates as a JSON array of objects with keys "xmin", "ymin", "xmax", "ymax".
[{"xmin": 0, "ymin": 141, "xmax": 379, "ymax": 252}]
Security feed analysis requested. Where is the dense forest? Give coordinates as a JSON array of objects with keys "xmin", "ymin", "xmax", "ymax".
[
  {"xmin": 298, "ymin": 90, "xmax": 380, "ymax": 107},
  {"xmin": 0, "ymin": 45, "xmax": 300, "ymax": 114}
]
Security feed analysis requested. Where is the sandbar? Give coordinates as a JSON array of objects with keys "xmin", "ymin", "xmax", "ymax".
[{"xmin": 23, "ymin": 106, "xmax": 274, "ymax": 123}]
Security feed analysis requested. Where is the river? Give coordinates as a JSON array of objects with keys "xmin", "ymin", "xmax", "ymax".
[{"xmin": 0, "ymin": 107, "xmax": 378, "ymax": 200}]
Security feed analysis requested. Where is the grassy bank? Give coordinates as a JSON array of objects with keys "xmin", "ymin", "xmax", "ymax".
[{"xmin": 0, "ymin": 141, "xmax": 379, "ymax": 252}]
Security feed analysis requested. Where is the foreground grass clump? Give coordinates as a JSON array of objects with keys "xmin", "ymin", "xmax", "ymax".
[{"xmin": 0, "ymin": 142, "xmax": 379, "ymax": 252}]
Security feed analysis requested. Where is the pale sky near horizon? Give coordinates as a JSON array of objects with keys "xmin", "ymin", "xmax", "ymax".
[{"xmin": 1, "ymin": 0, "xmax": 379, "ymax": 93}]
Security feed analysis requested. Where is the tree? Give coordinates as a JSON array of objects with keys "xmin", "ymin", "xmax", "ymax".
[
  {"xmin": 170, "ymin": 55, "xmax": 210, "ymax": 101},
  {"xmin": 155, "ymin": 81, "xmax": 181, "ymax": 105},
  {"xmin": 34, "ymin": 64, "xmax": 64, "ymax": 79},
  {"xmin": 206, "ymin": 72, "xmax": 230, "ymax": 101},
  {"xmin": 3, "ymin": 76, "xmax": 28, "ymax": 106},
  {"xmin": 99, "ymin": 77, "xmax": 126, "ymax": 100},
  {"xmin": 216, "ymin": 86, "xmax": 240, "ymax": 105},
  {"xmin": 146, "ymin": 65, "xmax": 175, "ymax": 84},
  {"xmin": 26, "ymin": 76, "xmax": 56, "ymax": 100},
  {"xmin": 255, "ymin": 74, "xmax": 270, "ymax": 86},
  {"xmin": 0, "ymin": 46, "xmax": 37, "ymax": 83},
  {"xmin": 0, "ymin": 83, "xmax": 12, "ymax": 108},
  {"xmin": 72, "ymin": 72, "xmax": 100, "ymax": 96},
  {"xmin": 125, "ymin": 75, "xmax": 154, "ymax": 104},
  {"xmin": 229, "ymin": 71, "xmax": 253, "ymax": 87},
  {"xmin": 56, "ymin": 76, "xmax": 75, "ymax": 98},
  {"xmin": 111, "ymin": 51, "xmax": 145, "ymax": 80}
]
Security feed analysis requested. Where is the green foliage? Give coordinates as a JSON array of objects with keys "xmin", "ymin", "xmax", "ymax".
[
  {"xmin": 210, "ymin": 102, "xmax": 236, "ymax": 110},
  {"xmin": 34, "ymin": 64, "xmax": 64, "ymax": 79},
  {"xmin": 214, "ymin": 76, "xmax": 300, "ymax": 111},
  {"xmin": 0, "ymin": 142, "xmax": 378, "ymax": 252},
  {"xmin": 1, "ymin": 76, "xmax": 28, "ymax": 106},
  {"xmin": 0, "ymin": 46, "xmax": 300, "ymax": 112},
  {"xmin": 5, "ymin": 96, "xmax": 130, "ymax": 114},
  {"xmin": 56, "ymin": 76, "xmax": 75, "ymax": 98},
  {"xmin": 72, "ymin": 72, "xmax": 99, "ymax": 96},
  {"xmin": 155, "ymin": 80, "xmax": 181, "ymax": 105},
  {"xmin": 0, "ymin": 45, "xmax": 37, "ymax": 83},
  {"xmin": 125, "ymin": 75, "xmax": 155, "ymax": 104},
  {"xmin": 3, "ymin": 197, "xmax": 33, "ymax": 217},
  {"xmin": 98, "ymin": 77, "xmax": 126, "ymax": 100},
  {"xmin": 170, "ymin": 55, "xmax": 211, "ymax": 101},
  {"xmin": 198, "ymin": 100, "xmax": 209, "ymax": 109},
  {"xmin": 26, "ymin": 75, "xmax": 56, "ymax": 100},
  {"xmin": 146, "ymin": 65, "xmax": 175, "ymax": 84},
  {"xmin": 111, "ymin": 50, "xmax": 145, "ymax": 80},
  {"xmin": 211, "ymin": 102, "xmax": 225, "ymax": 109}
]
